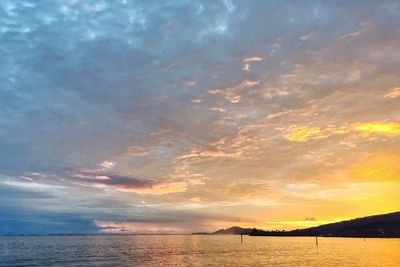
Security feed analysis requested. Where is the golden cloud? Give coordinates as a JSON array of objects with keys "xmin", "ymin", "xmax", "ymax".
[
  {"xmin": 285, "ymin": 122, "xmax": 400, "ymax": 142},
  {"xmin": 353, "ymin": 122, "xmax": 400, "ymax": 135},
  {"xmin": 285, "ymin": 127, "xmax": 326, "ymax": 142}
]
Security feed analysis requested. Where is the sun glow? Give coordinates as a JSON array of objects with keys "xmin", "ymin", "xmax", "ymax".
[{"xmin": 350, "ymin": 153, "xmax": 400, "ymax": 182}]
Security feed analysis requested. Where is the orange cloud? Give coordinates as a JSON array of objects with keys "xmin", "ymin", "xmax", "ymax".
[
  {"xmin": 114, "ymin": 182, "xmax": 187, "ymax": 195},
  {"xmin": 384, "ymin": 87, "xmax": 400, "ymax": 98}
]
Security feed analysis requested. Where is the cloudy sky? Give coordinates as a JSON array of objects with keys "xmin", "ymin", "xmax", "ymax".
[{"xmin": 0, "ymin": 0, "xmax": 399, "ymax": 234}]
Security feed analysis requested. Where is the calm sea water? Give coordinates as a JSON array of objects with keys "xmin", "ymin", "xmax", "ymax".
[{"xmin": 0, "ymin": 235, "xmax": 399, "ymax": 266}]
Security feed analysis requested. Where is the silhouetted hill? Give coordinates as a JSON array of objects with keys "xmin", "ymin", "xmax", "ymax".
[
  {"xmin": 250, "ymin": 212, "xmax": 400, "ymax": 238},
  {"xmin": 213, "ymin": 226, "xmax": 254, "ymax": 235},
  {"xmin": 192, "ymin": 226, "xmax": 256, "ymax": 235}
]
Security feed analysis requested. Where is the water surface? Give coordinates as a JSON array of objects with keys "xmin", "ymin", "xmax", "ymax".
[{"xmin": 0, "ymin": 235, "xmax": 399, "ymax": 266}]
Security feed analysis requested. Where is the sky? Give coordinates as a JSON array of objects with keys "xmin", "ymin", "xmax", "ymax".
[{"xmin": 0, "ymin": 0, "xmax": 399, "ymax": 235}]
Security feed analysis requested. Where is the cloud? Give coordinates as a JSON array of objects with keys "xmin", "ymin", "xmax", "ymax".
[
  {"xmin": 68, "ymin": 171, "xmax": 188, "ymax": 195},
  {"xmin": 243, "ymin": 56, "xmax": 264, "ymax": 63},
  {"xmin": 243, "ymin": 63, "xmax": 250, "ymax": 72},
  {"xmin": 353, "ymin": 122, "xmax": 400, "ymax": 136},
  {"xmin": 285, "ymin": 122, "xmax": 400, "ymax": 142},
  {"xmin": 95, "ymin": 220, "xmax": 183, "ymax": 234},
  {"xmin": 100, "ymin": 161, "xmax": 115, "ymax": 169},
  {"xmin": 338, "ymin": 21, "xmax": 370, "ymax": 40},
  {"xmin": 285, "ymin": 126, "xmax": 330, "ymax": 142},
  {"xmin": 242, "ymin": 56, "xmax": 263, "ymax": 72},
  {"xmin": 192, "ymin": 98, "xmax": 203, "ymax": 103},
  {"xmin": 304, "ymin": 217, "xmax": 316, "ymax": 221},
  {"xmin": 114, "ymin": 181, "xmax": 187, "ymax": 195},
  {"xmin": 384, "ymin": 87, "xmax": 400, "ymax": 98}
]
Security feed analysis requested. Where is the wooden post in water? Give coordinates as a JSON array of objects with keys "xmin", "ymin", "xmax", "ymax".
[
  {"xmin": 241, "ymin": 234, "xmax": 243, "ymax": 244},
  {"xmin": 315, "ymin": 236, "xmax": 318, "ymax": 246},
  {"xmin": 364, "ymin": 237, "xmax": 365, "ymax": 242}
]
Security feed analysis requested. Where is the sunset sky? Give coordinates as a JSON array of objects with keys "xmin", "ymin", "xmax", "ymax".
[{"xmin": 0, "ymin": 0, "xmax": 399, "ymax": 234}]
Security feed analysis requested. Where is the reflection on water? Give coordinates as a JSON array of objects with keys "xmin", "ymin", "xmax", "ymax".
[{"xmin": 0, "ymin": 235, "xmax": 399, "ymax": 266}]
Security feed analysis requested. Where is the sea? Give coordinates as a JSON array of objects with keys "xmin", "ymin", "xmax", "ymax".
[{"xmin": 0, "ymin": 235, "xmax": 399, "ymax": 266}]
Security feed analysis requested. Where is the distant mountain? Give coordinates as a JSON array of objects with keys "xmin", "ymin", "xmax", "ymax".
[
  {"xmin": 192, "ymin": 226, "xmax": 256, "ymax": 235},
  {"xmin": 213, "ymin": 226, "xmax": 254, "ymax": 235},
  {"xmin": 250, "ymin": 211, "xmax": 400, "ymax": 238}
]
